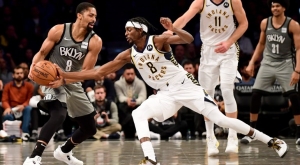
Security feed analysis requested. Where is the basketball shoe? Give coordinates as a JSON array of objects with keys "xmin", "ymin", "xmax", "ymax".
[
  {"xmin": 23, "ymin": 156, "xmax": 42, "ymax": 165},
  {"xmin": 268, "ymin": 138, "xmax": 288, "ymax": 158},
  {"xmin": 206, "ymin": 136, "xmax": 219, "ymax": 156},
  {"xmin": 225, "ymin": 136, "xmax": 238, "ymax": 153},
  {"xmin": 53, "ymin": 145, "xmax": 83, "ymax": 165},
  {"xmin": 240, "ymin": 136, "xmax": 255, "ymax": 144},
  {"xmin": 139, "ymin": 157, "xmax": 160, "ymax": 165}
]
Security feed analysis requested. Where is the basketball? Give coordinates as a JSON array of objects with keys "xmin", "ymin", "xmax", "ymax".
[{"xmin": 31, "ymin": 60, "xmax": 58, "ymax": 86}]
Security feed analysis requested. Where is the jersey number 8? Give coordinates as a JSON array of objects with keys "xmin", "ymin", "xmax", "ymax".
[
  {"xmin": 146, "ymin": 62, "xmax": 157, "ymax": 74},
  {"xmin": 65, "ymin": 60, "xmax": 72, "ymax": 72}
]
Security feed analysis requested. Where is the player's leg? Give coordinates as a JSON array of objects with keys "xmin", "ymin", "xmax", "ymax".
[
  {"xmin": 198, "ymin": 45, "xmax": 220, "ymax": 155},
  {"xmin": 241, "ymin": 64, "xmax": 276, "ymax": 144},
  {"xmin": 219, "ymin": 57, "xmax": 239, "ymax": 153},
  {"xmin": 184, "ymin": 94, "xmax": 288, "ymax": 158},
  {"xmin": 23, "ymin": 99, "xmax": 67, "ymax": 165},
  {"xmin": 132, "ymin": 92, "xmax": 181, "ymax": 165},
  {"xmin": 276, "ymin": 59, "xmax": 300, "ymax": 145},
  {"xmin": 53, "ymin": 92, "xmax": 96, "ymax": 165}
]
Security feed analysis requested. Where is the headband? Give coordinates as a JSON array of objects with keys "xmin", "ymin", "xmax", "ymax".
[{"xmin": 125, "ymin": 21, "xmax": 148, "ymax": 33}]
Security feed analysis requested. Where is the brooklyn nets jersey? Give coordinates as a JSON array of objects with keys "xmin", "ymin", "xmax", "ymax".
[
  {"xmin": 130, "ymin": 35, "xmax": 187, "ymax": 90},
  {"xmin": 200, "ymin": 0, "xmax": 236, "ymax": 45},
  {"xmin": 49, "ymin": 23, "xmax": 95, "ymax": 72},
  {"xmin": 263, "ymin": 17, "xmax": 293, "ymax": 62}
]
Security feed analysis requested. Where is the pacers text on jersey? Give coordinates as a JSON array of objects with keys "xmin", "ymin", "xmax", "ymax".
[
  {"xmin": 59, "ymin": 46, "xmax": 85, "ymax": 60},
  {"xmin": 206, "ymin": 9, "xmax": 230, "ymax": 33}
]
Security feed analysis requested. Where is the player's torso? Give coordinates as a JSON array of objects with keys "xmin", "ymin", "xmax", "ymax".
[
  {"xmin": 49, "ymin": 23, "xmax": 95, "ymax": 72},
  {"xmin": 263, "ymin": 17, "xmax": 293, "ymax": 62},
  {"xmin": 130, "ymin": 35, "xmax": 186, "ymax": 89},
  {"xmin": 200, "ymin": 0, "xmax": 236, "ymax": 45}
]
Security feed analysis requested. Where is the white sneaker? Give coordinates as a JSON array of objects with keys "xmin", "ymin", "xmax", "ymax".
[
  {"xmin": 53, "ymin": 145, "xmax": 83, "ymax": 165},
  {"xmin": 240, "ymin": 136, "xmax": 255, "ymax": 144},
  {"xmin": 206, "ymin": 136, "xmax": 219, "ymax": 156},
  {"xmin": 0, "ymin": 130, "xmax": 8, "ymax": 138},
  {"xmin": 225, "ymin": 137, "xmax": 238, "ymax": 153},
  {"xmin": 268, "ymin": 138, "xmax": 288, "ymax": 158},
  {"xmin": 23, "ymin": 156, "xmax": 42, "ymax": 165},
  {"xmin": 171, "ymin": 132, "xmax": 182, "ymax": 139},
  {"xmin": 22, "ymin": 133, "xmax": 30, "ymax": 141}
]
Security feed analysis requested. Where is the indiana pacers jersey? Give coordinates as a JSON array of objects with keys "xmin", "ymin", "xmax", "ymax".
[
  {"xmin": 200, "ymin": 0, "xmax": 236, "ymax": 45},
  {"xmin": 130, "ymin": 35, "xmax": 187, "ymax": 90}
]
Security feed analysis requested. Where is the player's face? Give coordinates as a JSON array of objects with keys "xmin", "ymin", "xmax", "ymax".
[
  {"xmin": 95, "ymin": 88, "xmax": 106, "ymax": 102},
  {"xmin": 271, "ymin": 3, "xmax": 285, "ymax": 17},
  {"xmin": 123, "ymin": 68, "xmax": 135, "ymax": 84},
  {"xmin": 125, "ymin": 27, "xmax": 143, "ymax": 45},
  {"xmin": 13, "ymin": 68, "xmax": 24, "ymax": 82},
  {"xmin": 184, "ymin": 64, "xmax": 195, "ymax": 75},
  {"xmin": 78, "ymin": 7, "xmax": 97, "ymax": 31}
]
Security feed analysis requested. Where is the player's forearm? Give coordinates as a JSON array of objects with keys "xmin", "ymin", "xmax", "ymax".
[
  {"xmin": 249, "ymin": 44, "xmax": 264, "ymax": 64},
  {"xmin": 32, "ymin": 52, "xmax": 47, "ymax": 64},
  {"xmin": 62, "ymin": 68, "xmax": 98, "ymax": 81},
  {"xmin": 173, "ymin": 17, "xmax": 188, "ymax": 30},
  {"xmin": 228, "ymin": 22, "xmax": 248, "ymax": 45},
  {"xmin": 295, "ymin": 51, "xmax": 300, "ymax": 71},
  {"xmin": 172, "ymin": 27, "xmax": 194, "ymax": 43},
  {"xmin": 64, "ymin": 79, "xmax": 83, "ymax": 84}
]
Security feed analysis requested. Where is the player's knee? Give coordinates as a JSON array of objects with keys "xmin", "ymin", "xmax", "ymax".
[
  {"xmin": 221, "ymin": 83, "xmax": 235, "ymax": 104},
  {"xmin": 289, "ymin": 93, "xmax": 300, "ymax": 115}
]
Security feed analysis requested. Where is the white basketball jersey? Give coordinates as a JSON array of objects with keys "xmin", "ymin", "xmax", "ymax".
[
  {"xmin": 200, "ymin": 0, "xmax": 236, "ymax": 45},
  {"xmin": 130, "ymin": 35, "xmax": 187, "ymax": 90}
]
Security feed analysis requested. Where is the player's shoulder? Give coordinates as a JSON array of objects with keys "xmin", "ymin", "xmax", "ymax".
[
  {"xmin": 47, "ymin": 24, "xmax": 65, "ymax": 40},
  {"xmin": 89, "ymin": 34, "xmax": 102, "ymax": 44}
]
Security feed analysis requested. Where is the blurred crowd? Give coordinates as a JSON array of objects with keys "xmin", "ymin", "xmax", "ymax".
[{"xmin": 0, "ymin": 0, "xmax": 299, "ymax": 141}]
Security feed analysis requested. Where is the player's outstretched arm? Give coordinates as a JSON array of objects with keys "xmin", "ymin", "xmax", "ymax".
[
  {"xmin": 160, "ymin": 17, "xmax": 194, "ymax": 44},
  {"xmin": 58, "ymin": 49, "xmax": 132, "ymax": 80},
  {"xmin": 172, "ymin": 0, "xmax": 203, "ymax": 30}
]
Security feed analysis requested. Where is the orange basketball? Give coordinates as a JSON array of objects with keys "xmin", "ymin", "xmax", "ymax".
[{"xmin": 31, "ymin": 60, "xmax": 58, "ymax": 86}]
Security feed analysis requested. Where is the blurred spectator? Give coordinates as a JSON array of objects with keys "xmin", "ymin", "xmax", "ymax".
[
  {"xmin": 115, "ymin": 64, "xmax": 147, "ymax": 138},
  {"xmin": 149, "ymin": 112, "xmax": 188, "ymax": 140},
  {"xmin": 238, "ymin": 35, "xmax": 254, "ymax": 56},
  {"xmin": 0, "ymin": 57, "xmax": 13, "ymax": 85},
  {"xmin": 92, "ymin": 85, "xmax": 121, "ymax": 140},
  {"xmin": 0, "ymin": 25, "xmax": 18, "ymax": 51},
  {"xmin": 105, "ymin": 72, "xmax": 117, "ymax": 82},
  {"xmin": 1, "ymin": 66, "xmax": 34, "ymax": 141},
  {"xmin": 19, "ymin": 62, "xmax": 32, "ymax": 83},
  {"xmin": 183, "ymin": 60, "xmax": 197, "ymax": 80},
  {"xmin": 83, "ymin": 67, "xmax": 116, "ymax": 102},
  {"xmin": 237, "ymin": 61, "xmax": 256, "ymax": 85},
  {"xmin": 173, "ymin": 44, "xmax": 186, "ymax": 65}
]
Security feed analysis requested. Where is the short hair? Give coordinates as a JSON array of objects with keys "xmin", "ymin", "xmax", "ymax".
[
  {"xmin": 76, "ymin": 2, "xmax": 95, "ymax": 14},
  {"xmin": 123, "ymin": 63, "xmax": 135, "ymax": 71},
  {"xmin": 13, "ymin": 66, "xmax": 23, "ymax": 73},
  {"xmin": 268, "ymin": 0, "xmax": 289, "ymax": 9},
  {"xmin": 182, "ymin": 60, "xmax": 195, "ymax": 68},
  {"xmin": 94, "ymin": 85, "xmax": 106, "ymax": 92}
]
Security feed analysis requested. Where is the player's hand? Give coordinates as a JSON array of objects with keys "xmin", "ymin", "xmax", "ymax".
[
  {"xmin": 3, "ymin": 108, "xmax": 12, "ymax": 116},
  {"xmin": 28, "ymin": 63, "xmax": 36, "ymax": 81},
  {"xmin": 160, "ymin": 17, "xmax": 174, "ymax": 31},
  {"xmin": 162, "ymin": 30, "xmax": 173, "ymax": 36},
  {"xmin": 0, "ymin": 80, "xmax": 3, "ymax": 90},
  {"xmin": 48, "ymin": 75, "xmax": 64, "ymax": 88},
  {"xmin": 215, "ymin": 41, "xmax": 232, "ymax": 53},
  {"xmin": 54, "ymin": 63, "xmax": 65, "ymax": 77},
  {"xmin": 246, "ymin": 64, "xmax": 255, "ymax": 77},
  {"xmin": 290, "ymin": 72, "xmax": 300, "ymax": 86}
]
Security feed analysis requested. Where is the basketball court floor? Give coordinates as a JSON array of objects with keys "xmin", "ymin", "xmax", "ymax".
[{"xmin": 0, "ymin": 139, "xmax": 299, "ymax": 165}]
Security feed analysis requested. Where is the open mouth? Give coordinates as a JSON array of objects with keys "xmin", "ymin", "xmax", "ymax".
[{"xmin": 88, "ymin": 22, "xmax": 95, "ymax": 28}]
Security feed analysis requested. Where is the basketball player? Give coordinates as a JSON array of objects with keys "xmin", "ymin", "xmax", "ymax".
[
  {"xmin": 57, "ymin": 17, "xmax": 288, "ymax": 165},
  {"xmin": 23, "ymin": 2, "xmax": 102, "ymax": 165},
  {"xmin": 165, "ymin": 0, "xmax": 248, "ymax": 155},
  {"xmin": 241, "ymin": 0, "xmax": 300, "ymax": 145}
]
